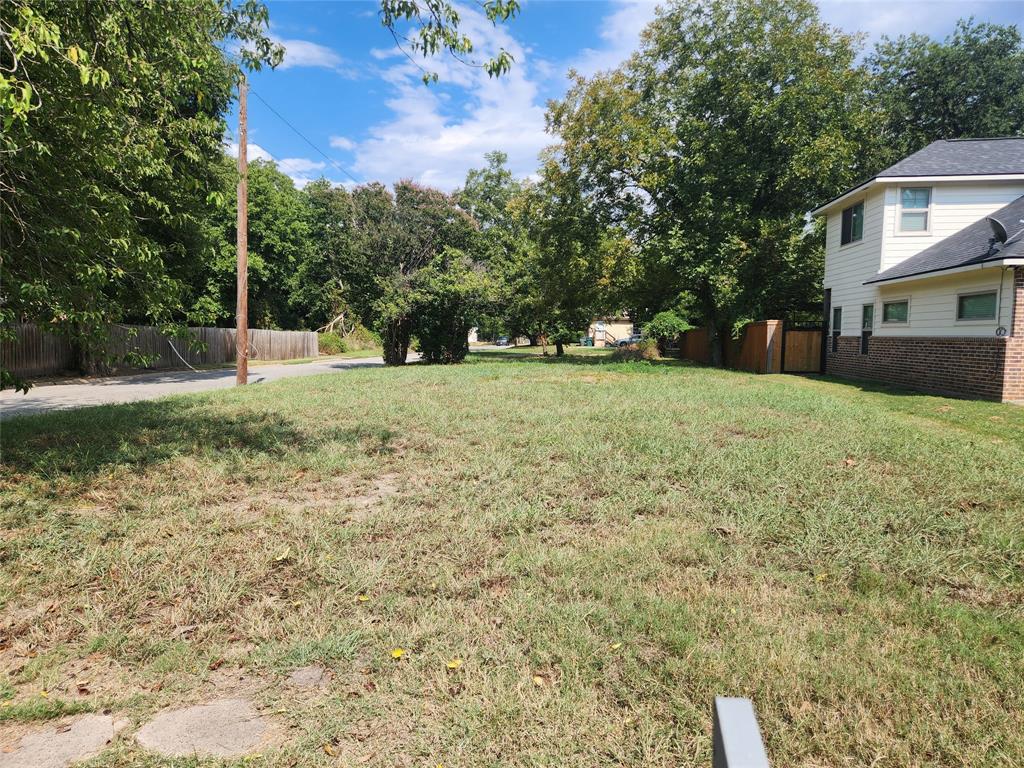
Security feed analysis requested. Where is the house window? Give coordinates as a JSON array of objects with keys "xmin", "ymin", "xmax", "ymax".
[
  {"xmin": 831, "ymin": 306, "xmax": 842, "ymax": 353},
  {"xmin": 861, "ymin": 304, "xmax": 873, "ymax": 355},
  {"xmin": 899, "ymin": 187, "xmax": 931, "ymax": 232},
  {"xmin": 957, "ymin": 291, "xmax": 997, "ymax": 321},
  {"xmin": 882, "ymin": 299, "xmax": 909, "ymax": 324},
  {"xmin": 840, "ymin": 201, "xmax": 864, "ymax": 245}
]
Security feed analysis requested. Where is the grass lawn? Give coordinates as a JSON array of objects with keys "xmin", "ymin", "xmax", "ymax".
[{"xmin": 1, "ymin": 349, "xmax": 1022, "ymax": 766}]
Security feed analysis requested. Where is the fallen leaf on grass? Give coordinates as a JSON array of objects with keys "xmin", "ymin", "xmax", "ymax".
[
  {"xmin": 609, "ymin": 642, "xmax": 623, "ymax": 651},
  {"xmin": 323, "ymin": 744, "xmax": 336, "ymax": 756}
]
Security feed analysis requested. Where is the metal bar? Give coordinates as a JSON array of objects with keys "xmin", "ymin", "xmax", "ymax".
[{"xmin": 712, "ymin": 697, "xmax": 770, "ymax": 768}]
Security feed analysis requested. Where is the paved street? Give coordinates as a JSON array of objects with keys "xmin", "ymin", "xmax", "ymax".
[{"xmin": 0, "ymin": 355, "xmax": 415, "ymax": 419}]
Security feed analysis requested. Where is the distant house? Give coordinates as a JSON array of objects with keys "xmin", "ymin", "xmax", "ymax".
[
  {"xmin": 587, "ymin": 315, "xmax": 637, "ymax": 347},
  {"xmin": 812, "ymin": 138, "xmax": 1024, "ymax": 402}
]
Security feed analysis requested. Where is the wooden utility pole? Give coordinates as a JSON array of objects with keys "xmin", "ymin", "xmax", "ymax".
[{"xmin": 236, "ymin": 75, "xmax": 249, "ymax": 385}]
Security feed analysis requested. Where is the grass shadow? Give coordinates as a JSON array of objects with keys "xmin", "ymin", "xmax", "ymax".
[
  {"xmin": 0, "ymin": 397, "xmax": 367, "ymax": 483},
  {"xmin": 469, "ymin": 349, "xmax": 697, "ymax": 369}
]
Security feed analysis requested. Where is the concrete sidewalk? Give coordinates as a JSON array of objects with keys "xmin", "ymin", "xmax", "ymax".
[{"xmin": 0, "ymin": 354, "xmax": 414, "ymax": 420}]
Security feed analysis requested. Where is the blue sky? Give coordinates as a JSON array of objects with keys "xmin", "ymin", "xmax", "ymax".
[{"xmin": 229, "ymin": 0, "xmax": 1024, "ymax": 191}]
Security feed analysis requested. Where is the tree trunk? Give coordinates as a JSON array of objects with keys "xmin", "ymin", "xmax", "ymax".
[
  {"xmin": 555, "ymin": 340, "xmax": 564, "ymax": 356},
  {"xmin": 382, "ymin": 317, "xmax": 410, "ymax": 365},
  {"xmin": 703, "ymin": 295, "xmax": 725, "ymax": 367}
]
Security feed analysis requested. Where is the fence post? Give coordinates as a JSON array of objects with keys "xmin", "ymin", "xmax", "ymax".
[{"xmin": 712, "ymin": 697, "xmax": 769, "ymax": 768}]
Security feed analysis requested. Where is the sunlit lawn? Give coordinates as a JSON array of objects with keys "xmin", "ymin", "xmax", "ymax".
[{"xmin": 1, "ymin": 348, "xmax": 1022, "ymax": 766}]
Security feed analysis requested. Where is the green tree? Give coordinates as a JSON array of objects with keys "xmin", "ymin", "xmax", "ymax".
[
  {"xmin": 0, "ymin": 0, "xmax": 282, "ymax": 381},
  {"xmin": 457, "ymin": 152, "xmax": 541, "ymax": 341},
  {"xmin": 522, "ymin": 157, "xmax": 626, "ymax": 356},
  {"xmin": 292, "ymin": 179, "xmax": 356, "ymax": 331},
  {"xmin": 868, "ymin": 19, "xmax": 1024, "ymax": 162},
  {"xmin": 198, "ymin": 160, "xmax": 312, "ymax": 330},
  {"xmin": 1, "ymin": 0, "xmax": 521, "ymax": 388},
  {"xmin": 409, "ymin": 250, "xmax": 487, "ymax": 363},
  {"xmin": 547, "ymin": 0, "xmax": 874, "ymax": 364},
  {"xmin": 354, "ymin": 181, "xmax": 477, "ymax": 364}
]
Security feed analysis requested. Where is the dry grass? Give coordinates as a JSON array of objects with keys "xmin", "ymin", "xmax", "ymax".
[{"xmin": 1, "ymin": 348, "xmax": 1022, "ymax": 766}]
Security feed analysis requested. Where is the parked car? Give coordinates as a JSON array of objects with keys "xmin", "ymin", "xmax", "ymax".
[
  {"xmin": 616, "ymin": 334, "xmax": 643, "ymax": 347},
  {"xmin": 496, "ymin": 336, "xmax": 509, "ymax": 347}
]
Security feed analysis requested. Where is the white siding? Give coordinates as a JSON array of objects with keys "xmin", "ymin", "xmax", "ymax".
[
  {"xmin": 880, "ymin": 181, "xmax": 1024, "ymax": 270},
  {"xmin": 875, "ymin": 268, "xmax": 1016, "ymax": 337},
  {"xmin": 823, "ymin": 179, "xmax": 1023, "ymax": 338},
  {"xmin": 823, "ymin": 188, "xmax": 885, "ymax": 335}
]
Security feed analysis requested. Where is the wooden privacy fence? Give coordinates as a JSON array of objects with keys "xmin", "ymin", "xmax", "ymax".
[
  {"xmin": 676, "ymin": 320, "xmax": 824, "ymax": 374},
  {"xmin": 678, "ymin": 320, "xmax": 783, "ymax": 374},
  {"xmin": 2, "ymin": 323, "xmax": 318, "ymax": 378}
]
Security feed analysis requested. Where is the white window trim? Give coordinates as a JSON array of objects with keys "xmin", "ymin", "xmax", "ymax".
[
  {"xmin": 839, "ymin": 200, "xmax": 865, "ymax": 248},
  {"xmin": 881, "ymin": 297, "xmax": 911, "ymax": 326},
  {"xmin": 955, "ymin": 289, "xmax": 999, "ymax": 323},
  {"xmin": 896, "ymin": 186, "xmax": 932, "ymax": 236}
]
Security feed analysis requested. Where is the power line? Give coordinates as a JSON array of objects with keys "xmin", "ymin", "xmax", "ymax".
[{"xmin": 247, "ymin": 87, "xmax": 362, "ymax": 186}]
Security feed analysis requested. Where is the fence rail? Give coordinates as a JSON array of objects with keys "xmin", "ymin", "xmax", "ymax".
[{"xmin": 1, "ymin": 324, "xmax": 318, "ymax": 379}]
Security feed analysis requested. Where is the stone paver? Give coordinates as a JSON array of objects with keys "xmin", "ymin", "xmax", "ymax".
[
  {"xmin": 0, "ymin": 714, "xmax": 124, "ymax": 768},
  {"xmin": 135, "ymin": 698, "xmax": 271, "ymax": 758},
  {"xmin": 287, "ymin": 665, "xmax": 330, "ymax": 689}
]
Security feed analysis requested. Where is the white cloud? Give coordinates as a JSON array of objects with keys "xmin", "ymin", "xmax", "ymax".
[
  {"xmin": 816, "ymin": 1, "xmax": 1022, "ymax": 46},
  {"xmin": 338, "ymin": 1, "xmax": 669, "ymax": 191},
  {"xmin": 273, "ymin": 36, "xmax": 354, "ymax": 76},
  {"xmin": 569, "ymin": 0, "xmax": 659, "ymax": 78},
  {"xmin": 344, "ymin": 4, "xmax": 555, "ymax": 191},
  {"xmin": 225, "ymin": 141, "xmax": 327, "ymax": 189},
  {"xmin": 225, "ymin": 141, "xmax": 275, "ymax": 163},
  {"xmin": 329, "ymin": 135, "xmax": 356, "ymax": 151}
]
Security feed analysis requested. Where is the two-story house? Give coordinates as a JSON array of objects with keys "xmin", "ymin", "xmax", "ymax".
[{"xmin": 812, "ymin": 137, "xmax": 1024, "ymax": 402}]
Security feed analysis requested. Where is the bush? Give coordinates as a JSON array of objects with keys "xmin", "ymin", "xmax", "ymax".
[
  {"xmin": 344, "ymin": 324, "xmax": 381, "ymax": 350},
  {"xmin": 410, "ymin": 251, "xmax": 486, "ymax": 364},
  {"xmin": 318, "ymin": 331, "xmax": 347, "ymax": 355},
  {"xmin": 643, "ymin": 311, "xmax": 691, "ymax": 343},
  {"xmin": 319, "ymin": 325, "xmax": 380, "ymax": 357},
  {"xmin": 611, "ymin": 339, "xmax": 660, "ymax": 362}
]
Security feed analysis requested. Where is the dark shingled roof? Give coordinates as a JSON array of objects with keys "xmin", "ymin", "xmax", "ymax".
[
  {"xmin": 878, "ymin": 137, "xmax": 1024, "ymax": 177},
  {"xmin": 813, "ymin": 137, "xmax": 1024, "ymax": 214},
  {"xmin": 866, "ymin": 195, "xmax": 1024, "ymax": 284}
]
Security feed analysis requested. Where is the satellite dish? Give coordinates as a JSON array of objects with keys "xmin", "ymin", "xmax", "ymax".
[{"xmin": 986, "ymin": 216, "xmax": 1008, "ymax": 244}]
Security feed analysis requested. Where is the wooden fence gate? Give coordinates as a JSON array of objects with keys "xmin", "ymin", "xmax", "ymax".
[{"xmin": 780, "ymin": 322, "xmax": 824, "ymax": 373}]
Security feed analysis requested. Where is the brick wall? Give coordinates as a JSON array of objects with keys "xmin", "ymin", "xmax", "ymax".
[
  {"xmin": 1004, "ymin": 267, "xmax": 1024, "ymax": 402},
  {"xmin": 826, "ymin": 335, "xmax": 1011, "ymax": 401}
]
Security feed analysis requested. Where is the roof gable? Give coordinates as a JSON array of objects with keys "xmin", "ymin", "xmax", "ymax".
[{"xmin": 866, "ymin": 194, "xmax": 1024, "ymax": 284}]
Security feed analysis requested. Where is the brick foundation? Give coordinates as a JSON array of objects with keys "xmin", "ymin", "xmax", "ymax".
[{"xmin": 826, "ymin": 335, "xmax": 1013, "ymax": 401}]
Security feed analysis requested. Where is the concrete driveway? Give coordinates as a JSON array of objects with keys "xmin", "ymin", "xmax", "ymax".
[{"xmin": 0, "ymin": 354, "xmax": 415, "ymax": 420}]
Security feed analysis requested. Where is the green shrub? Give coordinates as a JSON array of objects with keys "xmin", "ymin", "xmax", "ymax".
[
  {"xmin": 345, "ymin": 324, "xmax": 381, "ymax": 350},
  {"xmin": 643, "ymin": 311, "xmax": 691, "ymax": 343},
  {"xmin": 611, "ymin": 339, "xmax": 660, "ymax": 362},
  {"xmin": 318, "ymin": 332, "xmax": 347, "ymax": 355},
  {"xmin": 410, "ymin": 253, "xmax": 484, "ymax": 364}
]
